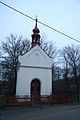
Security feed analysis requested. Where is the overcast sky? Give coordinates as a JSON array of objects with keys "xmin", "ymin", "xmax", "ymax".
[{"xmin": 0, "ymin": 0, "xmax": 80, "ymax": 48}]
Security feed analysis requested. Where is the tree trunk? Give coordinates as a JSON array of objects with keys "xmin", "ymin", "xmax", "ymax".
[
  {"xmin": 74, "ymin": 69, "xmax": 79, "ymax": 102},
  {"xmin": 75, "ymin": 79, "xmax": 79, "ymax": 102},
  {"xmin": 13, "ymin": 69, "xmax": 17, "ymax": 96}
]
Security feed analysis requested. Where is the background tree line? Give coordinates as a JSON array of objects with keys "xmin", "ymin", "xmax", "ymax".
[{"xmin": 0, "ymin": 33, "xmax": 80, "ymax": 102}]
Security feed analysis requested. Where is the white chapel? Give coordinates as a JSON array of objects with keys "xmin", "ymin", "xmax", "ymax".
[{"xmin": 16, "ymin": 19, "xmax": 53, "ymax": 99}]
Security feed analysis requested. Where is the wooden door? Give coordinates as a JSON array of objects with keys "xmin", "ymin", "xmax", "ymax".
[{"xmin": 31, "ymin": 79, "xmax": 40, "ymax": 103}]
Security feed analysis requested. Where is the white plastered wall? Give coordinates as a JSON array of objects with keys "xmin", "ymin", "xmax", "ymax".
[{"xmin": 16, "ymin": 67, "xmax": 52, "ymax": 96}]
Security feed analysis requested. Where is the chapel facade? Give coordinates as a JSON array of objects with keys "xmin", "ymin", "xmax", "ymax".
[{"xmin": 16, "ymin": 19, "xmax": 53, "ymax": 99}]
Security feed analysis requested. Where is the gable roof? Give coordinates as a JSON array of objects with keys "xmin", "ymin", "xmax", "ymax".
[{"xmin": 19, "ymin": 45, "xmax": 53, "ymax": 68}]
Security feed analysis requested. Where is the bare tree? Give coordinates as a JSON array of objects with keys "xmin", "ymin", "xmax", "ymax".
[
  {"xmin": 0, "ymin": 34, "xmax": 30, "ymax": 95},
  {"xmin": 61, "ymin": 44, "xmax": 80, "ymax": 102},
  {"xmin": 40, "ymin": 35, "xmax": 57, "ymax": 60}
]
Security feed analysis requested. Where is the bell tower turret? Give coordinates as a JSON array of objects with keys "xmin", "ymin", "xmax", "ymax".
[{"xmin": 31, "ymin": 18, "xmax": 40, "ymax": 48}]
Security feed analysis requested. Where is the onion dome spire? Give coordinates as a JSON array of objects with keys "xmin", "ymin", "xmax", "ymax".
[
  {"xmin": 31, "ymin": 18, "xmax": 40, "ymax": 48},
  {"xmin": 33, "ymin": 18, "xmax": 40, "ymax": 33}
]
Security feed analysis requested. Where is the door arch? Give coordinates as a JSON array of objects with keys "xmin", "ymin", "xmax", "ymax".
[{"xmin": 31, "ymin": 79, "xmax": 41, "ymax": 102}]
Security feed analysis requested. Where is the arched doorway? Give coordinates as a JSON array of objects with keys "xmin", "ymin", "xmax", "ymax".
[{"xmin": 31, "ymin": 79, "xmax": 41, "ymax": 103}]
